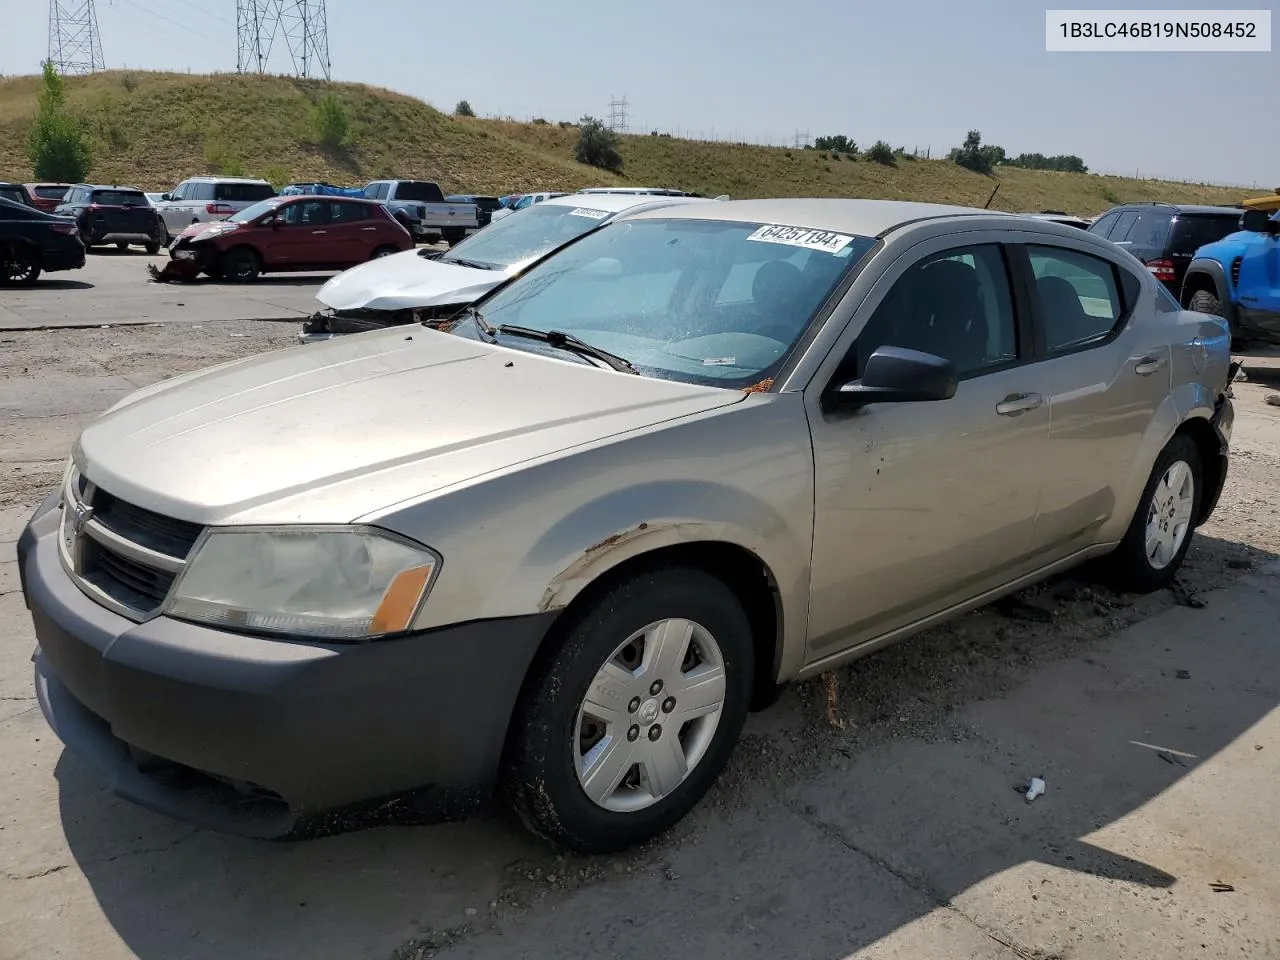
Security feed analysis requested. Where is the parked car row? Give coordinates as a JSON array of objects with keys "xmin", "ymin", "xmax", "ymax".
[{"xmin": 20, "ymin": 194, "xmax": 1238, "ymax": 856}]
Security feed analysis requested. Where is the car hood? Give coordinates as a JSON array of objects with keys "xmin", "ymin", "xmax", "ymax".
[
  {"xmin": 180, "ymin": 220, "xmax": 241, "ymax": 241},
  {"xmin": 316, "ymin": 248, "xmax": 517, "ymax": 312},
  {"xmin": 76, "ymin": 328, "xmax": 745, "ymax": 526}
]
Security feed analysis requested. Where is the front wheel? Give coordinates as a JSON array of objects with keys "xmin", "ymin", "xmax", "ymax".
[
  {"xmin": 1101, "ymin": 435, "xmax": 1201, "ymax": 593},
  {"xmin": 145, "ymin": 242, "xmax": 162, "ymax": 256},
  {"xmin": 221, "ymin": 246, "xmax": 260, "ymax": 283},
  {"xmin": 506, "ymin": 566, "xmax": 753, "ymax": 854}
]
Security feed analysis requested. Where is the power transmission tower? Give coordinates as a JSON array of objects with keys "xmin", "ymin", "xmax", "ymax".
[
  {"xmin": 792, "ymin": 129, "xmax": 811, "ymax": 149},
  {"xmin": 607, "ymin": 94, "xmax": 629, "ymax": 133},
  {"xmin": 47, "ymin": 0, "xmax": 104, "ymax": 75},
  {"xmin": 237, "ymin": 0, "xmax": 330, "ymax": 79}
]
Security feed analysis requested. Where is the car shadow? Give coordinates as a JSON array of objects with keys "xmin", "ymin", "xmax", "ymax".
[
  {"xmin": 88, "ymin": 247, "xmax": 161, "ymax": 257},
  {"xmin": 30, "ymin": 279, "xmax": 95, "ymax": 291},
  {"xmin": 53, "ymin": 534, "xmax": 1280, "ymax": 960}
]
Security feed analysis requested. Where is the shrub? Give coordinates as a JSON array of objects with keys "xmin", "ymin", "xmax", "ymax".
[
  {"xmin": 574, "ymin": 116, "xmax": 623, "ymax": 172},
  {"xmin": 814, "ymin": 134, "xmax": 856, "ymax": 156},
  {"xmin": 25, "ymin": 62, "xmax": 92, "ymax": 182},
  {"xmin": 203, "ymin": 138, "xmax": 244, "ymax": 176},
  {"xmin": 312, "ymin": 93, "xmax": 350, "ymax": 149},
  {"xmin": 866, "ymin": 140, "xmax": 896, "ymax": 165},
  {"xmin": 951, "ymin": 129, "xmax": 1005, "ymax": 175},
  {"xmin": 119, "ymin": 71, "xmax": 138, "ymax": 92},
  {"xmin": 259, "ymin": 164, "xmax": 291, "ymax": 189},
  {"xmin": 455, "ymin": 99, "xmax": 475, "ymax": 117}
]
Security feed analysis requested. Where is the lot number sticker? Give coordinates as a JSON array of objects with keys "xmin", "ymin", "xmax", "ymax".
[
  {"xmin": 569, "ymin": 207, "xmax": 611, "ymax": 219},
  {"xmin": 747, "ymin": 224, "xmax": 854, "ymax": 254}
]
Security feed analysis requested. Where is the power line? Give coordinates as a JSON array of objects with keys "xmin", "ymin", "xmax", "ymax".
[
  {"xmin": 170, "ymin": 0, "xmax": 236, "ymax": 28},
  {"xmin": 48, "ymin": 0, "xmax": 105, "ymax": 74},
  {"xmin": 237, "ymin": 1, "xmax": 329, "ymax": 79}
]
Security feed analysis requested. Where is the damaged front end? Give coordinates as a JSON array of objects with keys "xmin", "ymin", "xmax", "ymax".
[
  {"xmin": 149, "ymin": 236, "xmax": 222, "ymax": 283},
  {"xmin": 298, "ymin": 303, "xmax": 465, "ymax": 344}
]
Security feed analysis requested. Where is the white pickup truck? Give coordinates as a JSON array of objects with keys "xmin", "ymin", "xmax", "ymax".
[{"xmin": 363, "ymin": 180, "xmax": 479, "ymax": 246}]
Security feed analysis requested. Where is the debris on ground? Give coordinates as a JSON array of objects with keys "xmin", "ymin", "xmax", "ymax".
[
  {"xmin": 1209, "ymin": 882, "xmax": 1235, "ymax": 893},
  {"xmin": 1157, "ymin": 751, "xmax": 1187, "ymax": 767},
  {"xmin": 1175, "ymin": 669, "xmax": 1191, "ymax": 679},
  {"xmin": 147, "ymin": 260, "xmax": 200, "ymax": 283},
  {"xmin": 822, "ymin": 672, "xmax": 846, "ymax": 730},
  {"xmin": 999, "ymin": 594, "xmax": 1055, "ymax": 623},
  {"xmin": 1266, "ymin": 394, "xmax": 1280, "ymax": 407},
  {"xmin": 1024, "ymin": 777, "xmax": 1046, "ymax": 802},
  {"xmin": 1168, "ymin": 579, "xmax": 1206, "ymax": 609}
]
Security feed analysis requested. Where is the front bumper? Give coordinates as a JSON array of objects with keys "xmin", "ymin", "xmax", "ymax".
[{"xmin": 18, "ymin": 495, "xmax": 555, "ymax": 839}]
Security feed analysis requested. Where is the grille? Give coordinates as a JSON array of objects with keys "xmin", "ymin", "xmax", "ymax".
[
  {"xmin": 82, "ymin": 538, "xmax": 177, "ymax": 610},
  {"xmin": 92, "ymin": 488, "xmax": 203, "ymax": 559},
  {"xmin": 1231, "ymin": 256, "xmax": 1242, "ymax": 287}
]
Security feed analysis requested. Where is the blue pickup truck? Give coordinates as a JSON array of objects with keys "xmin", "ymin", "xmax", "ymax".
[{"xmin": 1181, "ymin": 193, "xmax": 1280, "ymax": 346}]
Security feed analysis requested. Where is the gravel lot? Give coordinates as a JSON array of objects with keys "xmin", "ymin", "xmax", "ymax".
[{"xmin": 2, "ymin": 279, "xmax": 1280, "ymax": 960}]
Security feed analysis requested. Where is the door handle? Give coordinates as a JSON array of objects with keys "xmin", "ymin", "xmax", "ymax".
[
  {"xmin": 1135, "ymin": 354, "xmax": 1167, "ymax": 376},
  {"xmin": 311, "ymin": 230, "xmax": 327, "ymax": 235},
  {"xmin": 995, "ymin": 392, "xmax": 1044, "ymax": 416},
  {"xmin": 361, "ymin": 227, "xmax": 377, "ymax": 231}
]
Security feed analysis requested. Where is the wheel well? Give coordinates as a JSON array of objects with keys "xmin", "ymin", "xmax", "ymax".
[
  {"xmin": 1174, "ymin": 417, "xmax": 1224, "ymax": 526},
  {"xmin": 1, "ymin": 240, "xmax": 41, "ymax": 262},
  {"xmin": 1180, "ymin": 271, "xmax": 1217, "ymax": 307},
  {"xmin": 528, "ymin": 542, "xmax": 785, "ymax": 712},
  {"xmin": 222, "ymin": 244, "xmax": 259, "ymax": 265}
]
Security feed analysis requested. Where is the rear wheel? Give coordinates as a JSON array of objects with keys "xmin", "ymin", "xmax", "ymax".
[
  {"xmin": 0, "ymin": 245, "xmax": 41, "ymax": 286},
  {"xmin": 145, "ymin": 242, "xmax": 162, "ymax": 256},
  {"xmin": 115, "ymin": 241, "xmax": 129, "ymax": 251},
  {"xmin": 221, "ymin": 246, "xmax": 260, "ymax": 283},
  {"xmin": 370, "ymin": 245, "xmax": 399, "ymax": 260},
  {"xmin": 506, "ymin": 566, "xmax": 753, "ymax": 854},
  {"xmin": 1101, "ymin": 434, "xmax": 1201, "ymax": 593},
  {"xmin": 443, "ymin": 229, "xmax": 466, "ymax": 246}
]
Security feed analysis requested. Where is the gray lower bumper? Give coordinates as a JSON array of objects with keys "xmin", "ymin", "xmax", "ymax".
[{"xmin": 18, "ymin": 496, "xmax": 555, "ymax": 838}]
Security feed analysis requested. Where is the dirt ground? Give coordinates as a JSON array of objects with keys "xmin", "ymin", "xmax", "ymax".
[{"xmin": 3, "ymin": 322, "xmax": 1280, "ymax": 960}]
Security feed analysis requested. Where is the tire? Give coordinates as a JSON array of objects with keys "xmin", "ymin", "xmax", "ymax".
[
  {"xmin": 0, "ymin": 245, "xmax": 41, "ymax": 286},
  {"xmin": 158, "ymin": 221, "xmax": 171, "ymax": 247},
  {"xmin": 221, "ymin": 246, "xmax": 260, "ymax": 283},
  {"xmin": 115, "ymin": 241, "xmax": 129, "ymax": 251},
  {"xmin": 145, "ymin": 242, "xmax": 162, "ymax": 256},
  {"xmin": 1187, "ymin": 288, "xmax": 1242, "ymax": 346},
  {"xmin": 506, "ymin": 565, "xmax": 753, "ymax": 854},
  {"xmin": 444, "ymin": 229, "xmax": 466, "ymax": 246},
  {"xmin": 1100, "ymin": 434, "xmax": 1202, "ymax": 593},
  {"xmin": 370, "ymin": 245, "xmax": 399, "ymax": 260}
]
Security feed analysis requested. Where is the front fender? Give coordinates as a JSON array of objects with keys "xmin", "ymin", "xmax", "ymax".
[{"xmin": 1183, "ymin": 258, "xmax": 1237, "ymax": 321}]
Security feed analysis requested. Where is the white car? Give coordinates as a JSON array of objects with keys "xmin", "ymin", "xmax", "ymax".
[
  {"xmin": 302, "ymin": 192, "xmax": 721, "ymax": 341},
  {"xmin": 152, "ymin": 177, "xmax": 277, "ymax": 244}
]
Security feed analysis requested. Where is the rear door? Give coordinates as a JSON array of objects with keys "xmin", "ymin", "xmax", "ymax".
[
  {"xmin": 1168, "ymin": 213, "xmax": 1245, "ymax": 290},
  {"xmin": 1017, "ymin": 241, "xmax": 1168, "ymax": 558},
  {"xmin": 326, "ymin": 200, "xmax": 377, "ymax": 264}
]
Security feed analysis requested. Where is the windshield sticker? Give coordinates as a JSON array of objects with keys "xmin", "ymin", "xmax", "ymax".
[
  {"xmin": 746, "ymin": 224, "xmax": 854, "ymax": 254},
  {"xmin": 702, "ymin": 357, "xmax": 737, "ymax": 366},
  {"xmin": 568, "ymin": 207, "xmax": 610, "ymax": 219}
]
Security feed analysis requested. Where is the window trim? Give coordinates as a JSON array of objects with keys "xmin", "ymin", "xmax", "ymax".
[{"xmin": 1011, "ymin": 243, "xmax": 1135, "ymax": 360}]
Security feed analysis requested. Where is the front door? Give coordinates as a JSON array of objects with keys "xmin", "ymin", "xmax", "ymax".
[
  {"xmin": 805, "ymin": 240, "xmax": 1050, "ymax": 661},
  {"xmin": 269, "ymin": 199, "xmax": 332, "ymax": 267}
]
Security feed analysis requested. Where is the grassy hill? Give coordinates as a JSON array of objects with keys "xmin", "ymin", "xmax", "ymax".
[{"xmin": 0, "ymin": 71, "xmax": 1256, "ymax": 216}]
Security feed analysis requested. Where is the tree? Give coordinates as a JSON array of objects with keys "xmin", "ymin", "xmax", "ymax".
[
  {"xmin": 574, "ymin": 116, "xmax": 623, "ymax": 172},
  {"xmin": 455, "ymin": 99, "xmax": 475, "ymax": 117},
  {"xmin": 866, "ymin": 140, "xmax": 895, "ymax": 166},
  {"xmin": 311, "ymin": 93, "xmax": 350, "ymax": 149},
  {"xmin": 814, "ymin": 134, "xmax": 857, "ymax": 156},
  {"xmin": 25, "ymin": 61, "xmax": 91, "ymax": 183},
  {"xmin": 951, "ymin": 129, "xmax": 1006, "ymax": 176}
]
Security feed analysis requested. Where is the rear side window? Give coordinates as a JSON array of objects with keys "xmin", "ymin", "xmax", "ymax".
[
  {"xmin": 1169, "ymin": 214, "xmax": 1241, "ymax": 254},
  {"xmin": 0, "ymin": 186, "xmax": 26, "ymax": 205},
  {"xmin": 188, "ymin": 182, "xmax": 215, "ymax": 202},
  {"xmin": 91, "ymin": 190, "xmax": 148, "ymax": 206},
  {"xmin": 1027, "ymin": 246, "xmax": 1123, "ymax": 353},
  {"xmin": 1087, "ymin": 212, "xmax": 1119, "ymax": 237},
  {"xmin": 33, "ymin": 186, "xmax": 68, "ymax": 200},
  {"xmin": 1108, "ymin": 211, "xmax": 1138, "ymax": 241},
  {"xmin": 215, "ymin": 182, "xmax": 275, "ymax": 203},
  {"xmin": 1115, "ymin": 210, "xmax": 1170, "ymax": 248}
]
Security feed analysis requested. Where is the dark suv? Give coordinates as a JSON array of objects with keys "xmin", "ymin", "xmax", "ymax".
[
  {"xmin": 54, "ymin": 184, "xmax": 166, "ymax": 254},
  {"xmin": 1087, "ymin": 202, "xmax": 1243, "ymax": 296}
]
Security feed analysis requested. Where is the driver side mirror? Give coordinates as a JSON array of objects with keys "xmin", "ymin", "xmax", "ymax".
[
  {"xmin": 160, "ymin": 193, "xmax": 172, "ymax": 202},
  {"xmin": 1242, "ymin": 209, "xmax": 1279, "ymax": 235},
  {"xmin": 825, "ymin": 346, "xmax": 958, "ymax": 411}
]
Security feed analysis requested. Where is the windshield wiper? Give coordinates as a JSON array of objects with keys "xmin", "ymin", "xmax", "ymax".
[
  {"xmin": 496, "ymin": 325, "xmax": 638, "ymax": 374},
  {"xmin": 441, "ymin": 255, "xmax": 502, "ymax": 270},
  {"xmin": 435, "ymin": 304, "xmax": 497, "ymax": 338}
]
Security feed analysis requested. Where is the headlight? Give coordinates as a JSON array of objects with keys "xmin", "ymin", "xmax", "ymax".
[{"xmin": 165, "ymin": 526, "xmax": 441, "ymax": 641}]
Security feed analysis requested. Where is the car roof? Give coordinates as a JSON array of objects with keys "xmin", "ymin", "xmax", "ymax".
[
  {"xmin": 619, "ymin": 198, "xmax": 1010, "ymax": 236},
  {"xmin": 182, "ymin": 176, "xmax": 271, "ymax": 184},
  {"xmin": 540, "ymin": 192, "xmax": 711, "ymax": 214},
  {"xmin": 280, "ymin": 195, "xmax": 379, "ymax": 203},
  {"xmin": 1106, "ymin": 202, "xmax": 1242, "ymax": 216},
  {"xmin": 77, "ymin": 184, "xmax": 146, "ymax": 191}
]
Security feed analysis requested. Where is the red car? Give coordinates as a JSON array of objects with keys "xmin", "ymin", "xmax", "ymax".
[
  {"xmin": 168, "ymin": 195, "xmax": 413, "ymax": 282},
  {"xmin": 24, "ymin": 183, "xmax": 72, "ymax": 213}
]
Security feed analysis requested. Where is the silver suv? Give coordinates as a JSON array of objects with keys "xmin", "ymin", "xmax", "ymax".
[
  {"xmin": 152, "ymin": 177, "xmax": 277, "ymax": 244},
  {"xmin": 18, "ymin": 199, "xmax": 1234, "ymax": 853}
]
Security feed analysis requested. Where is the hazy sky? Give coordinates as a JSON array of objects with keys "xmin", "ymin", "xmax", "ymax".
[{"xmin": 6, "ymin": 0, "xmax": 1277, "ymax": 186}]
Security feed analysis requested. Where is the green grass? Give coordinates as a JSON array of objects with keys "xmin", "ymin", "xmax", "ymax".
[{"xmin": 0, "ymin": 70, "xmax": 1257, "ymax": 216}]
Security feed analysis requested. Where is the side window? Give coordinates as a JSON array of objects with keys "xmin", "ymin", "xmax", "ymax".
[
  {"xmin": 191, "ymin": 182, "xmax": 215, "ymax": 202},
  {"xmin": 1089, "ymin": 212, "xmax": 1119, "ymax": 238},
  {"xmin": 371, "ymin": 183, "xmax": 389, "ymax": 200},
  {"xmin": 854, "ymin": 244, "xmax": 1018, "ymax": 379},
  {"xmin": 169, "ymin": 182, "xmax": 188, "ymax": 201},
  {"xmin": 329, "ymin": 201, "xmax": 369, "ymax": 223},
  {"xmin": 279, "ymin": 200, "xmax": 329, "ymax": 226},
  {"xmin": 1027, "ymin": 245, "xmax": 1123, "ymax": 353},
  {"xmin": 1108, "ymin": 211, "xmax": 1138, "ymax": 243}
]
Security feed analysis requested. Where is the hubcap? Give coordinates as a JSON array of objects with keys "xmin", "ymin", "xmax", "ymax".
[
  {"xmin": 574, "ymin": 617, "xmax": 727, "ymax": 813},
  {"xmin": 1145, "ymin": 459, "xmax": 1195, "ymax": 570}
]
